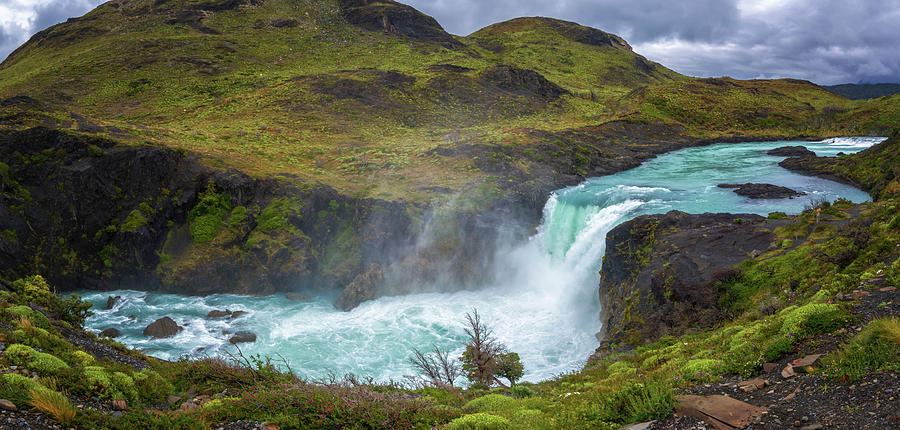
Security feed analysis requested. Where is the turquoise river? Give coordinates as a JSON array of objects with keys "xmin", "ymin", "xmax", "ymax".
[{"xmin": 82, "ymin": 137, "xmax": 884, "ymax": 383}]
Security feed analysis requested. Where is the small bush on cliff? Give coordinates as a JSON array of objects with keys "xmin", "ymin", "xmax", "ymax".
[
  {"xmin": 120, "ymin": 209, "xmax": 148, "ymax": 232},
  {"xmin": 188, "ymin": 181, "xmax": 231, "ymax": 243}
]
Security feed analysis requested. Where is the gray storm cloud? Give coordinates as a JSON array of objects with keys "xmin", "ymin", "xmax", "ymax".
[{"xmin": 1, "ymin": 0, "xmax": 898, "ymax": 84}]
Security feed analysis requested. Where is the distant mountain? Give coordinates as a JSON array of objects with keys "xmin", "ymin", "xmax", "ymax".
[{"xmin": 823, "ymin": 83, "xmax": 900, "ymax": 100}]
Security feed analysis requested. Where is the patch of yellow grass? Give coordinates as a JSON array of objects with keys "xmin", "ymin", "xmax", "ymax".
[{"xmin": 29, "ymin": 387, "xmax": 76, "ymax": 426}]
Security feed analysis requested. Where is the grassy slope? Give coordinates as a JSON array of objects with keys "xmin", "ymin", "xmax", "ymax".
[{"xmin": 0, "ymin": 0, "xmax": 889, "ymax": 202}]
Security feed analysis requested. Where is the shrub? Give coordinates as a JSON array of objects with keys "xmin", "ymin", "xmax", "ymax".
[
  {"xmin": 591, "ymin": 379, "xmax": 675, "ymax": 424},
  {"xmin": 682, "ymin": 359, "xmax": 721, "ymax": 378},
  {"xmin": 763, "ymin": 336, "xmax": 793, "ymax": 361},
  {"xmin": 188, "ymin": 182, "xmax": 230, "ymax": 243},
  {"xmin": 495, "ymin": 352, "xmax": 523, "ymax": 386},
  {"xmin": 768, "ymin": 212, "xmax": 789, "ymax": 220},
  {"xmin": 511, "ymin": 385, "xmax": 534, "ymax": 398},
  {"xmin": 111, "ymin": 372, "xmax": 138, "ymax": 401},
  {"xmin": 10, "ymin": 276, "xmax": 92, "ymax": 327},
  {"xmin": 84, "ymin": 366, "xmax": 113, "ymax": 395},
  {"xmin": 781, "ymin": 303, "xmax": 847, "ymax": 338},
  {"xmin": 444, "ymin": 413, "xmax": 511, "ymax": 430},
  {"xmin": 13, "ymin": 274, "xmax": 53, "ymax": 304},
  {"xmin": 133, "ymin": 369, "xmax": 174, "ymax": 403},
  {"xmin": 607, "ymin": 360, "xmax": 637, "ymax": 377},
  {"xmin": 464, "ymin": 394, "xmax": 516, "ymax": 413},
  {"xmin": 4, "ymin": 344, "xmax": 69, "ymax": 375},
  {"xmin": 72, "ymin": 351, "xmax": 95, "ymax": 366}
]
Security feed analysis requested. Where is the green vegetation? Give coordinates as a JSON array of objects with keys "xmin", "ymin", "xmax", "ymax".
[
  {"xmin": 188, "ymin": 182, "xmax": 231, "ymax": 243},
  {"xmin": 0, "ymin": 0, "xmax": 892, "ymax": 203},
  {"xmin": 825, "ymin": 317, "xmax": 900, "ymax": 381},
  {"xmin": 120, "ymin": 209, "xmax": 149, "ymax": 232},
  {"xmin": 0, "ymin": 1, "xmax": 898, "ymax": 428}
]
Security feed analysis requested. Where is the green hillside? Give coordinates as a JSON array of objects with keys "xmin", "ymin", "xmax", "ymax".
[{"xmin": 0, "ymin": 0, "xmax": 887, "ymax": 202}]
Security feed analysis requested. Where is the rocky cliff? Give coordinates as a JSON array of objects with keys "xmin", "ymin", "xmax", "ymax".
[
  {"xmin": 0, "ymin": 127, "xmax": 533, "ymax": 309},
  {"xmin": 595, "ymin": 211, "xmax": 781, "ymax": 354}
]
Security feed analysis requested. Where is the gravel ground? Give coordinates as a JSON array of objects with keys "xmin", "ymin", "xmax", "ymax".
[{"xmin": 649, "ymin": 286, "xmax": 899, "ymax": 429}]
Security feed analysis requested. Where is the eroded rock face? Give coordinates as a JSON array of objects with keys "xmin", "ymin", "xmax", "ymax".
[
  {"xmin": 143, "ymin": 316, "xmax": 183, "ymax": 339},
  {"xmin": 595, "ymin": 211, "xmax": 778, "ymax": 356},
  {"xmin": 718, "ymin": 183, "xmax": 806, "ymax": 199},
  {"xmin": 767, "ymin": 146, "xmax": 815, "ymax": 157}
]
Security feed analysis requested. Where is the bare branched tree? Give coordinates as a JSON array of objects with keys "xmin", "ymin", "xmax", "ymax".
[
  {"xmin": 461, "ymin": 308, "xmax": 505, "ymax": 387},
  {"xmin": 409, "ymin": 345, "xmax": 461, "ymax": 387}
]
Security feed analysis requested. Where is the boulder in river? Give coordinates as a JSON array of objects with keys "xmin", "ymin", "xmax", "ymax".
[
  {"xmin": 334, "ymin": 263, "xmax": 384, "ymax": 311},
  {"xmin": 206, "ymin": 309, "xmax": 232, "ymax": 319},
  {"xmin": 766, "ymin": 145, "xmax": 815, "ymax": 157},
  {"xmin": 229, "ymin": 331, "xmax": 257, "ymax": 344},
  {"xmin": 99, "ymin": 328, "xmax": 121, "ymax": 338},
  {"xmin": 717, "ymin": 183, "xmax": 806, "ymax": 199},
  {"xmin": 105, "ymin": 295, "xmax": 121, "ymax": 310},
  {"xmin": 143, "ymin": 316, "xmax": 183, "ymax": 339}
]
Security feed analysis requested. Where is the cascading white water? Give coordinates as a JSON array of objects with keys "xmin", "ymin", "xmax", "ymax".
[{"xmin": 81, "ymin": 137, "xmax": 883, "ymax": 383}]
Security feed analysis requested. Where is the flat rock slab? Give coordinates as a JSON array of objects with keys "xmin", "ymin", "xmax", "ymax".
[
  {"xmin": 676, "ymin": 395, "xmax": 768, "ymax": 429},
  {"xmin": 624, "ymin": 421, "xmax": 655, "ymax": 430},
  {"xmin": 717, "ymin": 183, "xmax": 806, "ymax": 199},
  {"xmin": 792, "ymin": 354, "xmax": 822, "ymax": 373},
  {"xmin": 767, "ymin": 145, "xmax": 815, "ymax": 157},
  {"xmin": 738, "ymin": 378, "xmax": 768, "ymax": 392}
]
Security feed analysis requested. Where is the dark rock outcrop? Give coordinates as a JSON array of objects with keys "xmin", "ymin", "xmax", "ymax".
[
  {"xmin": 228, "ymin": 331, "xmax": 257, "ymax": 344},
  {"xmin": 334, "ymin": 263, "xmax": 384, "ymax": 311},
  {"xmin": 143, "ymin": 316, "xmax": 183, "ymax": 339},
  {"xmin": 594, "ymin": 211, "xmax": 780, "ymax": 359},
  {"xmin": 0, "ymin": 127, "xmax": 538, "ymax": 307},
  {"xmin": 337, "ymin": 0, "xmax": 462, "ymax": 49},
  {"xmin": 767, "ymin": 146, "xmax": 815, "ymax": 157},
  {"xmin": 105, "ymin": 295, "xmax": 121, "ymax": 310},
  {"xmin": 99, "ymin": 328, "xmax": 121, "ymax": 338},
  {"xmin": 206, "ymin": 309, "xmax": 231, "ymax": 319},
  {"xmin": 480, "ymin": 65, "xmax": 569, "ymax": 100},
  {"xmin": 717, "ymin": 183, "xmax": 806, "ymax": 199}
]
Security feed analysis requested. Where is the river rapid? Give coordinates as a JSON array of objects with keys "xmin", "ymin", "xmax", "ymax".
[{"xmin": 82, "ymin": 137, "xmax": 884, "ymax": 383}]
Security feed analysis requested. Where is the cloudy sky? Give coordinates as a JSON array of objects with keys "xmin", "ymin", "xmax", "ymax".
[{"xmin": 1, "ymin": 0, "xmax": 898, "ymax": 85}]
